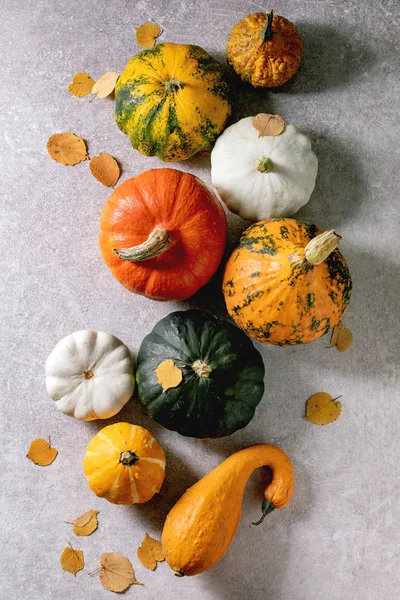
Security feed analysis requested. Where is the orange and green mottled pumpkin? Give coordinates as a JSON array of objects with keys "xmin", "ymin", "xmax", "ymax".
[
  {"xmin": 226, "ymin": 10, "xmax": 303, "ymax": 88},
  {"xmin": 223, "ymin": 219, "xmax": 352, "ymax": 346},
  {"xmin": 115, "ymin": 43, "xmax": 232, "ymax": 162}
]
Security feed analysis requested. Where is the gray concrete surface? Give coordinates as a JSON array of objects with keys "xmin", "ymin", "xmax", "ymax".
[{"xmin": 1, "ymin": 0, "xmax": 399, "ymax": 599}]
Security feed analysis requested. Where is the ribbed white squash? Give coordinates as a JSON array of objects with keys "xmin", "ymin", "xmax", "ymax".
[
  {"xmin": 211, "ymin": 117, "xmax": 318, "ymax": 221},
  {"xmin": 45, "ymin": 330, "xmax": 134, "ymax": 421}
]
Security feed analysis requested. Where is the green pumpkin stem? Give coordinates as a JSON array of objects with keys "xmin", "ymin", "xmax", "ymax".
[
  {"xmin": 256, "ymin": 156, "xmax": 273, "ymax": 173},
  {"xmin": 252, "ymin": 499, "xmax": 276, "ymax": 525},
  {"xmin": 165, "ymin": 79, "xmax": 184, "ymax": 92},
  {"xmin": 113, "ymin": 227, "xmax": 171, "ymax": 262},
  {"xmin": 261, "ymin": 10, "xmax": 274, "ymax": 43},
  {"xmin": 305, "ymin": 230, "xmax": 342, "ymax": 265},
  {"xmin": 119, "ymin": 450, "xmax": 139, "ymax": 466}
]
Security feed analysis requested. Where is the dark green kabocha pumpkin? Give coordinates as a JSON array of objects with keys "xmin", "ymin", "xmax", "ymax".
[{"xmin": 136, "ymin": 310, "xmax": 265, "ymax": 438}]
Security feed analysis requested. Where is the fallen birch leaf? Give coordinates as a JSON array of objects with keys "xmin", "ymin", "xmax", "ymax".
[
  {"xmin": 68, "ymin": 72, "xmax": 95, "ymax": 97},
  {"xmin": 91, "ymin": 72, "xmax": 119, "ymax": 99},
  {"xmin": 155, "ymin": 359, "xmax": 183, "ymax": 392},
  {"xmin": 99, "ymin": 552, "xmax": 141, "ymax": 592},
  {"xmin": 136, "ymin": 22, "xmax": 161, "ymax": 48},
  {"xmin": 60, "ymin": 545, "xmax": 84, "ymax": 576},
  {"xmin": 27, "ymin": 437, "xmax": 58, "ymax": 466},
  {"xmin": 66, "ymin": 509, "xmax": 99, "ymax": 536},
  {"xmin": 47, "ymin": 133, "xmax": 88, "ymax": 165},
  {"xmin": 330, "ymin": 322, "xmax": 353, "ymax": 352},
  {"xmin": 137, "ymin": 533, "xmax": 165, "ymax": 570},
  {"xmin": 252, "ymin": 113, "xmax": 285, "ymax": 137},
  {"xmin": 304, "ymin": 392, "xmax": 342, "ymax": 426},
  {"xmin": 89, "ymin": 153, "xmax": 120, "ymax": 187}
]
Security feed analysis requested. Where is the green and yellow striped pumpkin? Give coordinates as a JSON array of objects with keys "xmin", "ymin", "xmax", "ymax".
[{"xmin": 115, "ymin": 43, "xmax": 232, "ymax": 162}]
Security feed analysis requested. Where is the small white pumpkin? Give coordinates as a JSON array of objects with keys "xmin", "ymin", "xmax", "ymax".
[
  {"xmin": 211, "ymin": 117, "xmax": 318, "ymax": 221},
  {"xmin": 45, "ymin": 330, "xmax": 135, "ymax": 421}
]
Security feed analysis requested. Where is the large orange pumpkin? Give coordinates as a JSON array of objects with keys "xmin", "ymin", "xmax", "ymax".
[
  {"xmin": 223, "ymin": 219, "xmax": 352, "ymax": 346},
  {"xmin": 99, "ymin": 169, "xmax": 227, "ymax": 301}
]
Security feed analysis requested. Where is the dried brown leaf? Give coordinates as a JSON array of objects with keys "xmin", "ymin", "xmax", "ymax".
[
  {"xmin": 60, "ymin": 545, "xmax": 84, "ymax": 576},
  {"xmin": 27, "ymin": 438, "xmax": 58, "ymax": 466},
  {"xmin": 47, "ymin": 133, "xmax": 88, "ymax": 166},
  {"xmin": 91, "ymin": 72, "xmax": 119, "ymax": 99},
  {"xmin": 99, "ymin": 552, "xmax": 141, "ymax": 592},
  {"xmin": 155, "ymin": 359, "xmax": 183, "ymax": 392},
  {"xmin": 68, "ymin": 72, "xmax": 95, "ymax": 97},
  {"xmin": 89, "ymin": 153, "xmax": 120, "ymax": 187},
  {"xmin": 137, "ymin": 533, "xmax": 165, "ymax": 570},
  {"xmin": 252, "ymin": 113, "xmax": 285, "ymax": 137},
  {"xmin": 330, "ymin": 322, "xmax": 353, "ymax": 352},
  {"xmin": 303, "ymin": 392, "xmax": 342, "ymax": 426},
  {"xmin": 136, "ymin": 22, "xmax": 161, "ymax": 48},
  {"xmin": 71, "ymin": 510, "xmax": 99, "ymax": 536}
]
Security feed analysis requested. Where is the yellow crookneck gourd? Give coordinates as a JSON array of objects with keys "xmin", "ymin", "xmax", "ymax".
[{"xmin": 161, "ymin": 444, "xmax": 294, "ymax": 576}]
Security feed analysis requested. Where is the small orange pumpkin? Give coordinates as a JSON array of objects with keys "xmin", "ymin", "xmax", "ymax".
[
  {"xmin": 226, "ymin": 10, "xmax": 303, "ymax": 88},
  {"xmin": 83, "ymin": 423, "xmax": 166, "ymax": 504},
  {"xmin": 223, "ymin": 219, "xmax": 352, "ymax": 346},
  {"xmin": 99, "ymin": 168, "xmax": 227, "ymax": 301}
]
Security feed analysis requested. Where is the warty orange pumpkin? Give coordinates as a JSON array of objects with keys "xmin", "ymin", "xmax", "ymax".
[
  {"xmin": 226, "ymin": 10, "xmax": 303, "ymax": 88},
  {"xmin": 223, "ymin": 218, "xmax": 352, "ymax": 345},
  {"xmin": 83, "ymin": 423, "xmax": 166, "ymax": 504},
  {"xmin": 162, "ymin": 443, "xmax": 294, "ymax": 576},
  {"xmin": 99, "ymin": 168, "xmax": 227, "ymax": 301}
]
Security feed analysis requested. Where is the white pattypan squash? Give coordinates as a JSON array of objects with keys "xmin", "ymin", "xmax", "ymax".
[
  {"xmin": 211, "ymin": 117, "xmax": 318, "ymax": 221},
  {"xmin": 45, "ymin": 330, "xmax": 135, "ymax": 421}
]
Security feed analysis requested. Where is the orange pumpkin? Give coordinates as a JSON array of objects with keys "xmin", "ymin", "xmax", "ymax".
[
  {"xmin": 223, "ymin": 219, "xmax": 352, "ymax": 346},
  {"xmin": 99, "ymin": 168, "xmax": 227, "ymax": 301},
  {"xmin": 83, "ymin": 423, "xmax": 166, "ymax": 504},
  {"xmin": 226, "ymin": 10, "xmax": 303, "ymax": 88}
]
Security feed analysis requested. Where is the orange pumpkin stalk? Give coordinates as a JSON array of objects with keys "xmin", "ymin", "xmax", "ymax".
[
  {"xmin": 99, "ymin": 168, "xmax": 227, "ymax": 301},
  {"xmin": 162, "ymin": 444, "xmax": 294, "ymax": 576}
]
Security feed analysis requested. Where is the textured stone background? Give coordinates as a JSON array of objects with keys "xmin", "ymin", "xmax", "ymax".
[{"xmin": 1, "ymin": 0, "xmax": 399, "ymax": 599}]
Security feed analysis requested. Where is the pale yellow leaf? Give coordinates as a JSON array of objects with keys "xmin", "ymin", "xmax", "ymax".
[
  {"xmin": 99, "ymin": 552, "xmax": 141, "ymax": 592},
  {"xmin": 26, "ymin": 438, "xmax": 58, "ymax": 466},
  {"xmin": 137, "ymin": 533, "xmax": 165, "ymax": 570},
  {"xmin": 252, "ymin": 113, "xmax": 285, "ymax": 137},
  {"xmin": 71, "ymin": 510, "xmax": 99, "ymax": 536},
  {"xmin": 91, "ymin": 72, "xmax": 119, "ymax": 99},
  {"xmin": 47, "ymin": 133, "xmax": 88, "ymax": 165},
  {"xmin": 68, "ymin": 72, "xmax": 95, "ymax": 97},
  {"xmin": 89, "ymin": 153, "xmax": 120, "ymax": 187},
  {"xmin": 304, "ymin": 392, "xmax": 342, "ymax": 426},
  {"xmin": 330, "ymin": 322, "xmax": 353, "ymax": 352},
  {"xmin": 60, "ymin": 546, "xmax": 84, "ymax": 576},
  {"xmin": 136, "ymin": 22, "xmax": 161, "ymax": 48},
  {"xmin": 155, "ymin": 359, "xmax": 183, "ymax": 392}
]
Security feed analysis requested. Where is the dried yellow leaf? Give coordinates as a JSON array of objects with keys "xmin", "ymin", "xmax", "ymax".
[
  {"xmin": 89, "ymin": 153, "xmax": 120, "ymax": 187},
  {"xmin": 155, "ymin": 359, "xmax": 183, "ymax": 392},
  {"xmin": 60, "ymin": 545, "xmax": 84, "ymax": 576},
  {"xmin": 26, "ymin": 437, "xmax": 58, "ymax": 466},
  {"xmin": 252, "ymin": 113, "xmax": 285, "ymax": 137},
  {"xmin": 137, "ymin": 533, "xmax": 165, "ymax": 570},
  {"xmin": 68, "ymin": 72, "xmax": 95, "ymax": 97},
  {"xmin": 69, "ymin": 509, "xmax": 99, "ymax": 536},
  {"xmin": 91, "ymin": 72, "xmax": 119, "ymax": 99},
  {"xmin": 330, "ymin": 322, "xmax": 353, "ymax": 352},
  {"xmin": 99, "ymin": 552, "xmax": 141, "ymax": 592},
  {"xmin": 47, "ymin": 133, "xmax": 88, "ymax": 166},
  {"xmin": 136, "ymin": 22, "xmax": 161, "ymax": 48},
  {"xmin": 304, "ymin": 392, "xmax": 342, "ymax": 426}
]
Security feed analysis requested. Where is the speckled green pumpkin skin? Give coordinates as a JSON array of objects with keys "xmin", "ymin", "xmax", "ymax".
[
  {"xmin": 115, "ymin": 43, "xmax": 232, "ymax": 162},
  {"xmin": 136, "ymin": 310, "xmax": 265, "ymax": 438}
]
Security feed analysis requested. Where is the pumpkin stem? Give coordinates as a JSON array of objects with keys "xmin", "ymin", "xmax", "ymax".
[
  {"xmin": 192, "ymin": 359, "xmax": 212, "ymax": 378},
  {"xmin": 174, "ymin": 570, "xmax": 185, "ymax": 577},
  {"xmin": 304, "ymin": 230, "xmax": 342, "ymax": 265},
  {"xmin": 261, "ymin": 10, "xmax": 274, "ymax": 43},
  {"xmin": 165, "ymin": 79, "xmax": 184, "ymax": 93},
  {"xmin": 119, "ymin": 450, "xmax": 139, "ymax": 466},
  {"xmin": 113, "ymin": 227, "xmax": 171, "ymax": 262},
  {"xmin": 252, "ymin": 499, "xmax": 276, "ymax": 526},
  {"xmin": 256, "ymin": 156, "xmax": 273, "ymax": 173}
]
